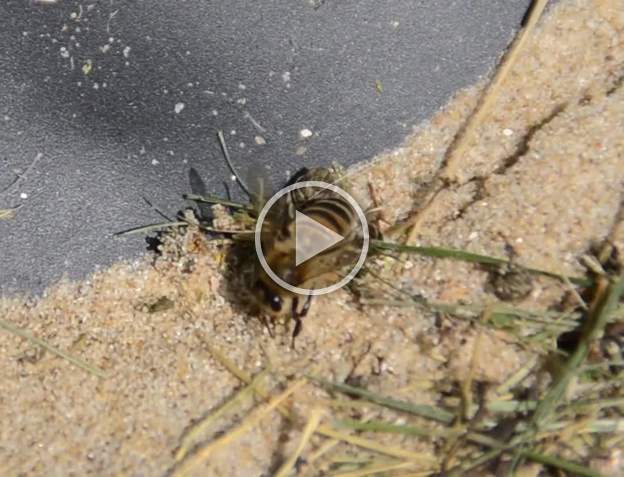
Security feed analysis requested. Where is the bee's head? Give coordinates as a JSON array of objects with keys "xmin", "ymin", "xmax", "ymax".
[{"xmin": 252, "ymin": 278, "xmax": 291, "ymax": 318}]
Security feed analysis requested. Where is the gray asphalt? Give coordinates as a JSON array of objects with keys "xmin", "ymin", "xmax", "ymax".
[{"xmin": 0, "ymin": 0, "xmax": 530, "ymax": 294}]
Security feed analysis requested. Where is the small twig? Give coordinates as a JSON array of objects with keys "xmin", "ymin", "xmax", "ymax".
[
  {"xmin": 0, "ymin": 152, "xmax": 43, "ymax": 196},
  {"xmin": 217, "ymin": 130, "xmax": 251, "ymax": 198}
]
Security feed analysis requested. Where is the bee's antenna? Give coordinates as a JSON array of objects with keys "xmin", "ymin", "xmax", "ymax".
[{"xmin": 217, "ymin": 130, "xmax": 252, "ymax": 199}]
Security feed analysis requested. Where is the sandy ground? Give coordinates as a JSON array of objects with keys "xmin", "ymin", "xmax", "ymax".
[{"xmin": 1, "ymin": 0, "xmax": 623, "ymax": 475}]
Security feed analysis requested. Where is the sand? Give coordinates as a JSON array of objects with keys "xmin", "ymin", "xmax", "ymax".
[{"xmin": 1, "ymin": 0, "xmax": 623, "ymax": 475}]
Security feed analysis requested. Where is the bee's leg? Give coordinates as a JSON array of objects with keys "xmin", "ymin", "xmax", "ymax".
[
  {"xmin": 290, "ymin": 295, "xmax": 313, "ymax": 349},
  {"xmin": 259, "ymin": 314, "xmax": 275, "ymax": 338},
  {"xmin": 290, "ymin": 297, "xmax": 302, "ymax": 349},
  {"xmin": 291, "ymin": 317, "xmax": 302, "ymax": 349},
  {"xmin": 300, "ymin": 294, "xmax": 313, "ymax": 317}
]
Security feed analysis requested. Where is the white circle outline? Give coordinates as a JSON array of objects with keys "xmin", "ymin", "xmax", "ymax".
[{"xmin": 254, "ymin": 181, "xmax": 369, "ymax": 296}]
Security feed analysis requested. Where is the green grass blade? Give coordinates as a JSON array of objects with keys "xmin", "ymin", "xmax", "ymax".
[
  {"xmin": 372, "ymin": 239, "xmax": 506, "ymax": 265},
  {"xmin": 311, "ymin": 377, "xmax": 454, "ymax": 424},
  {"xmin": 532, "ymin": 274, "xmax": 624, "ymax": 425},
  {"xmin": 447, "ymin": 443, "xmax": 605, "ymax": 477},
  {"xmin": 371, "ymin": 239, "xmax": 591, "ymax": 286},
  {"xmin": 520, "ymin": 449, "xmax": 605, "ymax": 477},
  {"xmin": 504, "ymin": 273, "xmax": 624, "ymax": 475}
]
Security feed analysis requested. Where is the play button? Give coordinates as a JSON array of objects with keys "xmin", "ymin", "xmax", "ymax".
[
  {"xmin": 295, "ymin": 210, "xmax": 344, "ymax": 266},
  {"xmin": 255, "ymin": 180, "xmax": 369, "ymax": 296}
]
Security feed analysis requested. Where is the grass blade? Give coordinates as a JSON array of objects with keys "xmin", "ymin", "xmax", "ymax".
[
  {"xmin": 114, "ymin": 220, "xmax": 250, "ymax": 237},
  {"xmin": 504, "ymin": 273, "xmax": 624, "ymax": 474},
  {"xmin": 0, "ymin": 207, "xmax": 19, "ymax": 220},
  {"xmin": 372, "ymin": 239, "xmax": 506, "ymax": 265},
  {"xmin": 371, "ymin": 240, "xmax": 591, "ymax": 286},
  {"xmin": 174, "ymin": 370, "xmax": 268, "ymax": 462},
  {"xmin": 274, "ymin": 407, "xmax": 324, "ymax": 477},
  {"xmin": 114, "ymin": 221, "xmax": 187, "ymax": 236},
  {"xmin": 171, "ymin": 379, "xmax": 305, "ymax": 477},
  {"xmin": 183, "ymin": 193, "xmax": 250, "ymax": 210},
  {"xmin": 217, "ymin": 129, "xmax": 252, "ymax": 198},
  {"xmin": 334, "ymin": 418, "xmax": 448, "ymax": 439},
  {"xmin": 311, "ymin": 377, "xmax": 454, "ymax": 424},
  {"xmin": 330, "ymin": 460, "xmax": 416, "ymax": 477},
  {"xmin": 532, "ymin": 274, "xmax": 624, "ymax": 425},
  {"xmin": 0, "ymin": 318, "xmax": 106, "ymax": 378},
  {"xmin": 520, "ymin": 449, "xmax": 605, "ymax": 477},
  {"xmin": 197, "ymin": 335, "xmax": 437, "ymax": 466}
]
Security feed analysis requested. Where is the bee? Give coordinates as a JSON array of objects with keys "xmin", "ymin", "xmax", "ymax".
[
  {"xmin": 213, "ymin": 132, "xmax": 378, "ymax": 344},
  {"xmin": 251, "ymin": 166, "xmax": 378, "ymax": 345}
]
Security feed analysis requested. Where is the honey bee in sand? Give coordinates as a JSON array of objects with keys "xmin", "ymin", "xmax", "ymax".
[
  {"xmin": 249, "ymin": 166, "xmax": 380, "ymax": 344},
  {"xmin": 213, "ymin": 132, "xmax": 379, "ymax": 344}
]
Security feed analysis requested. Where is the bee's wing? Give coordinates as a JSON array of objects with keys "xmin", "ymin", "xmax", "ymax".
[
  {"xmin": 188, "ymin": 167, "xmax": 213, "ymax": 221},
  {"xmin": 242, "ymin": 163, "xmax": 293, "ymax": 245},
  {"xmin": 242, "ymin": 163, "xmax": 275, "ymax": 211}
]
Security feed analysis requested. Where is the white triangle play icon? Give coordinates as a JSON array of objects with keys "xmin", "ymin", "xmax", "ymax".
[{"xmin": 295, "ymin": 210, "xmax": 344, "ymax": 266}]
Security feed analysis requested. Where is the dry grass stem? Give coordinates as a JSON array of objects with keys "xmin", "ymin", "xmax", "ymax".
[
  {"xmin": 274, "ymin": 407, "xmax": 324, "ymax": 477},
  {"xmin": 0, "ymin": 318, "xmax": 106, "ymax": 378},
  {"xmin": 171, "ymin": 379, "xmax": 305, "ymax": 477}
]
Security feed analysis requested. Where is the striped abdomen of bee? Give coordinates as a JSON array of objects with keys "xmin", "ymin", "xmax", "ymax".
[{"xmin": 253, "ymin": 173, "xmax": 366, "ymax": 344}]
